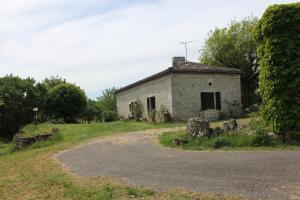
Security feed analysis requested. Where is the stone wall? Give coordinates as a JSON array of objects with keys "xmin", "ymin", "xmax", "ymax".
[
  {"xmin": 116, "ymin": 73, "xmax": 241, "ymax": 121},
  {"xmin": 171, "ymin": 73, "xmax": 241, "ymax": 120},
  {"xmin": 116, "ymin": 75, "xmax": 173, "ymax": 119}
]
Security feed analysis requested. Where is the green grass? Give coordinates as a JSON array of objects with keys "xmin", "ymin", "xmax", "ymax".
[
  {"xmin": 0, "ymin": 121, "xmax": 242, "ymax": 200},
  {"xmin": 159, "ymin": 117, "xmax": 300, "ymax": 151}
]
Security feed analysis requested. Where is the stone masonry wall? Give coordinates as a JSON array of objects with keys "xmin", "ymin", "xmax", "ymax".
[
  {"xmin": 116, "ymin": 75, "xmax": 173, "ymax": 119},
  {"xmin": 171, "ymin": 73, "xmax": 241, "ymax": 120}
]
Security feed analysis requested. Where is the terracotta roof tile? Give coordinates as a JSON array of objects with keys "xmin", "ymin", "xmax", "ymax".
[
  {"xmin": 171, "ymin": 62, "xmax": 242, "ymax": 74},
  {"xmin": 117, "ymin": 62, "xmax": 242, "ymax": 93}
]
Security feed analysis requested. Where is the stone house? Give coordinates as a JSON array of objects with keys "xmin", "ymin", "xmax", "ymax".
[{"xmin": 116, "ymin": 57, "xmax": 242, "ymax": 121}]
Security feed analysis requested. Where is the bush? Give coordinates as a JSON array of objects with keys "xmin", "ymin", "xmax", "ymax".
[
  {"xmin": 213, "ymin": 138, "xmax": 232, "ymax": 149},
  {"xmin": 249, "ymin": 119, "xmax": 270, "ymax": 145},
  {"xmin": 103, "ymin": 110, "xmax": 118, "ymax": 122}
]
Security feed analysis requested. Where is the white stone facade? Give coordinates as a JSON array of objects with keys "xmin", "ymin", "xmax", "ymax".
[{"xmin": 116, "ymin": 73, "xmax": 241, "ymax": 121}]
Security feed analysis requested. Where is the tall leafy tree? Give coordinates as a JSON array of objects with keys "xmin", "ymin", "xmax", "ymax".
[
  {"xmin": 45, "ymin": 83, "xmax": 87, "ymax": 123},
  {"xmin": 254, "ymin": 2, "xmax": 300, "ymax": 141},
  {"xmin": 42, "ymin": 76, "xmax": 66, "ymax": 91},
  {"xmin": 97, "ymin": 87, "xmax": 118, "ymax": 112},
  {"xmin": 0, "ymin": 75, "xmax": 41, "ymax": 139},
  {"xmin": 80, "ymin": 99, "xmax": 102, "ymax": 123},
  {"xmin": 199, "ymin": 16, "xmax": 259, "ymax": 107}
]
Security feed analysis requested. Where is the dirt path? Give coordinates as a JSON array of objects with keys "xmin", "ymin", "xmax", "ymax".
[{"xmin": 55, "ymin": 128, "xmax": 300, "ymax": 200}]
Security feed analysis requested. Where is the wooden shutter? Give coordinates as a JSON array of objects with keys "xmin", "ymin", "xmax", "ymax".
[
  {"xmin": 216, "ymin": 92, "xmax": 221, "ymax": 110},
  {"xmin": 201, "ymin": 93, "xmax": 206, "ymax": 111},
  {"xmin": 147, "ymin": 98, "xmax": 150, "ymax": 112}
]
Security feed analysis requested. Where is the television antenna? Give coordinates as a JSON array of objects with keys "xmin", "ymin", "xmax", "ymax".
[{"xmin": 180, "ymin": 40, "xmax": 201, "ymax": 61}]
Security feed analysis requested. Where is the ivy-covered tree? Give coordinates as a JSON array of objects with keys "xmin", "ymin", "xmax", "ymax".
[
  {"xmin": 45, "ymin": 83, "xmax": 87, "ymax": 123},
  {"xmin": 254, "ymin": 2, "xmax": 300, "ymax": 141},
  {"xmin": 199, "ymin": 16, "xmax": 259, "ymax": 107}
]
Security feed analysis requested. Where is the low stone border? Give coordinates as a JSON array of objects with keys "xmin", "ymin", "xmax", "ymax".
[{"xmin": 14, "ymin": 128, "xmax": 59, "ymax": 149}]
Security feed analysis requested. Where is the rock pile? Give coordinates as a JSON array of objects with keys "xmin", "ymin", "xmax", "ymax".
[
  {"xmin": 187, "ymin": 117, "xmax": 240, "ymax": 138},
  {"xmin": 187, "ymin": 117, "xmax": 210, "ymax": 137}
]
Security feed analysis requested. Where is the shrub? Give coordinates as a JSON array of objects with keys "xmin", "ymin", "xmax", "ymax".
[
  {"xmin": 249, "ymin": 119, "xmax": 270, "ymax": 145},
  {"xmin": 148, "ymin": 111, "xmax": 156, "ymax": 123},
  {"xmin": 213, "ymin": 138, "xmax": 232, "ymax": 149},
  {"xmin": 103, "ymin": 110, "xmax": 118, "ymax": 122}
]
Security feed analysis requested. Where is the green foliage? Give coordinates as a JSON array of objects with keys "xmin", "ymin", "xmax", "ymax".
[
  {"xmin": 132, "ymin": 98, "xmax": 144, "ymax": 121},
  {"xmin": 80, "ymin": 99, "xmax": 102, "ymax": 123},
  {"xmin": 97, "ymin": 87, "xmax": 118, "ymax": 112},
  {"xmin": 159, "ymin": 131, "xmax": 255, "ymax": 150},
  {"xmin": 102, "ymin": 110, "xmax": 118, "ymax": 122},
  {"xmin": 213, "ymin": 138, "xmax": 232, "ymax": 149},
  {"xmin": 199, "ymin": 16, "xmax": 259, "ymax": 107},
  {"xmin": 253, "ymin": 2, "xmax": 300, "ymax": 137},
  {"xmin": 45, "ymin": 83, "xmax": 87, "ymax": 123},
  {"xmin": 0, "ymin": 75, "xmax": 44, "ymax": 139},
  {"xmin": 41, "ymin": 76, "xmax": 66, "ymax": 91},
  {"xmin": 249, "ymin": 119, "xmax": 270, "ymax": 145},
  {"xmin": 125, "ymin": 187, "xmax": 154, "ymax": 198}
]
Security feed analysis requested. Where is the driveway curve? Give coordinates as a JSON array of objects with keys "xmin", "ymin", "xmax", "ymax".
[{"xmin": 55, "ymin": 128, "xmax": 300, "ymax": 200}]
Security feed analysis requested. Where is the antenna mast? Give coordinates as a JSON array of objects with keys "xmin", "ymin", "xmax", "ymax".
[{"xmin": 179, "ymin": 40, "xmax": 201, "ymax": 61}]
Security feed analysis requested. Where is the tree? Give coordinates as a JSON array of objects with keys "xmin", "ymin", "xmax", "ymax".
[
  {"xmin": 253, "ymin": 2, "xmax": 300, "ymax": 141},
  {"xmin": 97, "ymin": 87, "xmax": 118, "ymax": 112},
  {"xmin": 45, "ymin": 83, "xmax": 87, "ymax": 123},
  {"xmin": 80, "ymin": 99, "xmax": 102, "ymax": 123},
  {"xmin": 199, "ymin": 16, "xmax": 259, "ymax": 107},
  {"xmin": 42, "ymin": 76, "xmax": 66, "ymax": 91},
  {"xmin": 0, "ymin": 75, "xmax": 42, "ymax": 139}
]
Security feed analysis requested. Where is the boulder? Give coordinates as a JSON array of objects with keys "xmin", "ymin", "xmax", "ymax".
[{"xmin": 187, "ymin": 117, "xmax": 210, "ymax": 137}]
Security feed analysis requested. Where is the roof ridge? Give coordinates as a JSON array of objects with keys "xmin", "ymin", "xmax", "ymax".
[{"xmin": 117, "ymin": 62, "xmax": 242, "ymax": 93}]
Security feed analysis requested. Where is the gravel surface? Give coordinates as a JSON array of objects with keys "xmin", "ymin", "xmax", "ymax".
[{"xmin": 56, "ymin": 128, "xmax": 300, "ymax": 200}]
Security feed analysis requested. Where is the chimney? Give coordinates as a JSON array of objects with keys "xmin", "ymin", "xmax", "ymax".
[{"xmin": 172, "ymin": 57, "xmax": 186, "ymax": 66}]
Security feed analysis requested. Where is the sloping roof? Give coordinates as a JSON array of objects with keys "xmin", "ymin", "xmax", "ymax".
[{"xmin": 117, "ymin": 62, "xmax": 242, "ymax": 93}]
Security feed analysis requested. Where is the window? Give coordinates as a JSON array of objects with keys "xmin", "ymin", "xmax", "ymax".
[
  {"xmin": 129, "ymin": 101, "xmax": 137, "ymax": 114},
  {"xmin": 129, "ymin": 103, "xmax": 133, "ymax": 113},
  {"xmin": 147, "ymin": 96, "xmax": 156, "ymax": 113},
  {"xmin": 201, "ymin": 92, "xmax": 221, "ymax": 111}
]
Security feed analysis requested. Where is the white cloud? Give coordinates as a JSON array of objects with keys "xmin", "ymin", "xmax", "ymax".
[{"xmin": 0, "ymin": 0, "xmax": 297, "ymax": 99}]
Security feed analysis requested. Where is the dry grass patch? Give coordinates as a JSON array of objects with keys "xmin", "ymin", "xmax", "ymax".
[{"xmin": 0, "ymin": 121, "xmax": 242, "ymax": 200}]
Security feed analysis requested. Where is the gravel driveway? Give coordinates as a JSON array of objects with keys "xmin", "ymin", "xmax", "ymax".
[{"xmin": 55, "ymin": 128, "xmax": 300, "ymax": 200}]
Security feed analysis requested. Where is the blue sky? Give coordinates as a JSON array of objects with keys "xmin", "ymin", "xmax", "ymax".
[{"xmin": 0, "ymin": 0, "xmax": 297, "ymax": 99}]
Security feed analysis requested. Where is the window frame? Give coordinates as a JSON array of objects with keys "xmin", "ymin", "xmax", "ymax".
[
  {"xmin": 201, "ymin": 92, "xmax": 221, "ymax": 111},
  {"xmin": 147, "ymin": 96, "xmax": 156, "ymax": 113}
]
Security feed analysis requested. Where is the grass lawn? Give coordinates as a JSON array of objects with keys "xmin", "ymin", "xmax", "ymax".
[
  {"xmin": 159, "ymin": 117, "xmax": 300, "ymax": 151},
  {"xmin": 0, "ymin": 121, "xmax": 242, "ymax": 200}
]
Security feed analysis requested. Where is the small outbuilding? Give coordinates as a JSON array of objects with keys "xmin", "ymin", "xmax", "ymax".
[{"xmin": 116, "ymin": 57, "xmax": 242, "ymax": 121}]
